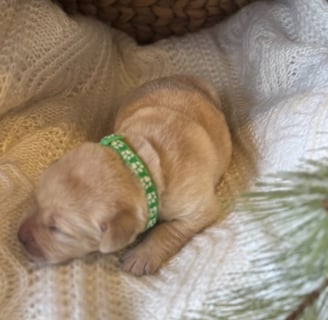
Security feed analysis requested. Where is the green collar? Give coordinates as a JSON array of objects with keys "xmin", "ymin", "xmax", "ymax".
[{"xmin": 99, "ymin": 134, "xmax": 159, "ymax": 230}]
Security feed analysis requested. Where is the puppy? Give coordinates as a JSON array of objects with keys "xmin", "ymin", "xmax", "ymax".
[{"xmin": 18, "ymin": 75, "xmax": 232, "ymax": 276}]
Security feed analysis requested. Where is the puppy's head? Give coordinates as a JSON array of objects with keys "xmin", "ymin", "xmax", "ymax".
[{"xmin": 18, "ymin": 142, "xmax": 147, "ymax": 264}]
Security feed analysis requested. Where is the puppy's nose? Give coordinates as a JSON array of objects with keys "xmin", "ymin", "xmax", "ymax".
[
  {"xmin": 18, "ymin": 221, "xmax": 35, "ymax": 246},
  {"xmin": 18, "ymin": 219, "xmax": 45, "ymax": 259}
]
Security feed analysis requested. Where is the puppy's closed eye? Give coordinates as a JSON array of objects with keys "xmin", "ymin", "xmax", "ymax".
[
  {"xmin": 46, "ymin": 217, "xmax": 70, "ymax": 237},
  {"xmin": 48, "ymin": 225, "xmax": 61, "ymax": 233},
  {"xmin": 46, "ymin": 215, "xmax": 60, "ymax": 232}
]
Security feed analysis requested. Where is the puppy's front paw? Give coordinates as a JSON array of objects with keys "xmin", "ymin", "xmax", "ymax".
[{"xmin": 120, "ymin": 245, "xmax": 162, "ymax": 276}]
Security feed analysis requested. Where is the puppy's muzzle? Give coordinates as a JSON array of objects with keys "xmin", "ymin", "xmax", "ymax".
[{"xmin": 18, "ymin": 217, "xmax": 45, "ymax": 259}]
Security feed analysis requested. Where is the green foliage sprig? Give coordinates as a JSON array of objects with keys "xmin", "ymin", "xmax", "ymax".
[{"xmin": 185, "ymin": 154, "xmax": 328, "ymax": 320}]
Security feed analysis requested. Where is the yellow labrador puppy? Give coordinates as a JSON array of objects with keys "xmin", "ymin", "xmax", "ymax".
[{"xmin": 18, "ymin": 75, "xmax": 232, "ymax": 276}]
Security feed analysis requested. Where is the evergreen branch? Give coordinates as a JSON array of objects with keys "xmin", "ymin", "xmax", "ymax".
[{"xmin": 184, "ymin": 152, "xmax": 328, "ymax": 320}]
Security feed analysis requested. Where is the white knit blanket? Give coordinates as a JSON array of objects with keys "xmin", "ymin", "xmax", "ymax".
[{"xmin": 1, "ymin": 0, "xmax": 328, "ymax": 319}]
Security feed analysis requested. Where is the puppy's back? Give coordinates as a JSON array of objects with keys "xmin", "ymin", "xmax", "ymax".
[
  {"xmin": 115, "ymin": 75, "xmax": 231, "ymax": 167},
  {"xmin": 116, "ymin": 75, "xmax": 221, "ymax": 120}
]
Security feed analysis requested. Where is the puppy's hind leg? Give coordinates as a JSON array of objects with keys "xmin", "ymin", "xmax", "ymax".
[{"xmin": 121, "ymin": 198, "xmax": 219, "ymax": 276}]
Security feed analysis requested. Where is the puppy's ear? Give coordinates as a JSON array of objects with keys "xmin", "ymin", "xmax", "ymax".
[{"xmin": 99, "ymin": 210, "xmax": 137, "ymax": 253}]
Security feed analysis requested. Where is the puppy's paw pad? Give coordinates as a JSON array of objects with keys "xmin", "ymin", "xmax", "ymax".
[{"xmin": 121, "ymin": 247, "xmax": 162, "ymax": 276}]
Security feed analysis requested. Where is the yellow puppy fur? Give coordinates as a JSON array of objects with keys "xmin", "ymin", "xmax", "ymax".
[{"xmin": 18, "ymin": 75, "xmax": 232, "ymax": 276}]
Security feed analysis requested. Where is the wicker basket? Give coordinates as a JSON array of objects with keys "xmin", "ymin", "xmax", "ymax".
[{"xmin": 55, "ymin": 0, "xmax": 256, "ymax": 44}]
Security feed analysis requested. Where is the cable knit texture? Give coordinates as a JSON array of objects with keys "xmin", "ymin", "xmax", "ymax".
[{"xmin": 1, "ymin": 0, "xmax": 328, "ymax": 319}]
